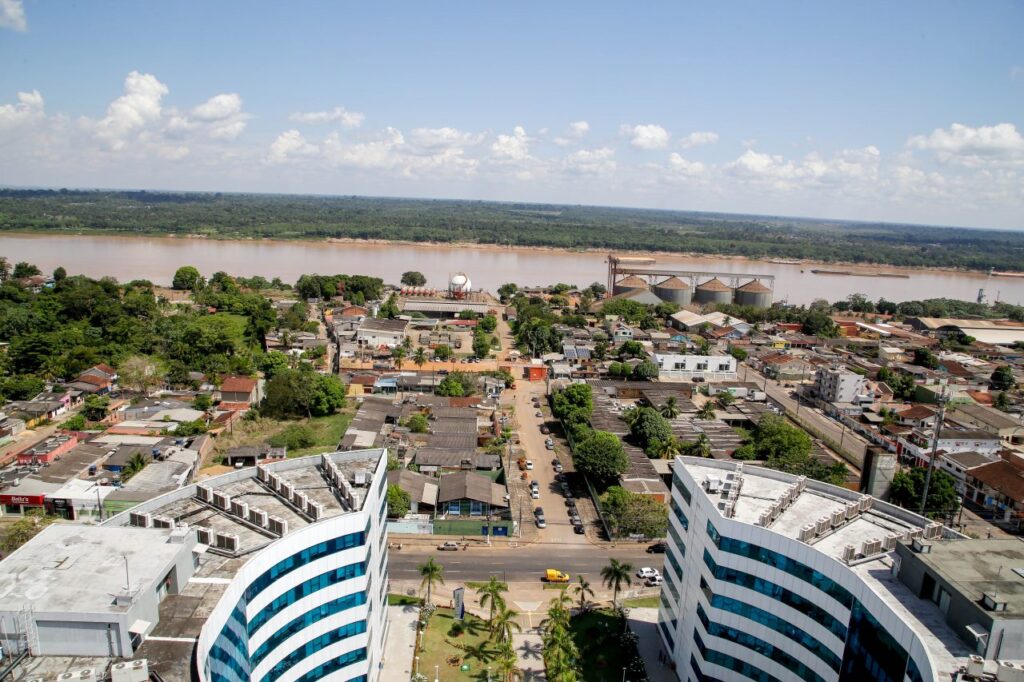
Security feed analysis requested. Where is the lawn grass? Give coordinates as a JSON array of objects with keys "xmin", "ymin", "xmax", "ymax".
[
  {"xmin": 620, "ymin": 595, "xmax": 659, "ymax": 608},
  {"xmin": 417, "ymin": 608, "xmax": 499, "ymax": 682},
  {"xmin": 387, "ymin": 593, "xmax": 424, "ymax": 606},
  {"xmin": 569, "ymin": 609, "xmax": 632, "ymax": 682}
]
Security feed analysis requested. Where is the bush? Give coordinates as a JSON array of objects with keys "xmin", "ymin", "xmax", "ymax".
[
  {"xmin": 269, "ymin": 424, "xmax": 316, "ymax": 450},
  {"xmin": 62, "ymin": 414, "xmax": 86, "ymax": 431},
  {"xmin": 448, "ymin": 620, "xmax": 466, "ymax": 637}
]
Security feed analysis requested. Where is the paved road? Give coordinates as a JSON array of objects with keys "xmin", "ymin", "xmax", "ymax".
[
  {"xmin": 738, "ymin": 364, "xmax": 868, "ymax": 466},
  {"xmin": 387, "ymin": 544, "xmax": 653, "ymax": 582}
]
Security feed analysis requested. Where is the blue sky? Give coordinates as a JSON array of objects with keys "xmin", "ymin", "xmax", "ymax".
[{"xmin": 1, "ymin": 1, "xmax": 1022, "ymax": 228}]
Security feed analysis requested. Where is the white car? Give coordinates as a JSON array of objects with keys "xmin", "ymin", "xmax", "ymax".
[
  {"xmin": 645, "ymin": 576, "xmax": 663, "ymax": 587},
  {"xmin": 530, "ymin": 489, "xmax": 540, "ymax": 499},
  {"xmin": 636, "ymin": 567, "xmax": 660, "ymax": 579},
  {"xmin": 525, "ymin": 460, "xmax": 534, "ymax": 470}
]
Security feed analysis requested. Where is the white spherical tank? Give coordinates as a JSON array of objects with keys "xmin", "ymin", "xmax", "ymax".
[{"xmin": 449, "ymin": 272, "xmax": 473, "ymax": 293}]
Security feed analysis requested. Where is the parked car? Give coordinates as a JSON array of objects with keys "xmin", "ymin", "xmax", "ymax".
[
  {"xmin": 525, "ymin": 460, "xmax": 534, "ymax": 470},
  {"xmin": 535, "ymin": 516, "xmax": 547, "ymax": 528},
  {"xmin": 534, "ymin": 506, "xmax": 544, "ymax": 516},
  {"xmin": 636, "ymin": 567, "xmax": 660, "ymax": 579},
  {"xmin": 545, "ymin": 442, "xmax": 555, "ymax": 451},
  {"xmin": 573, "ymin": 524, "xmax": 586, "ymax": 535},
  {"xmin": 553, "ymin": 462, "xmax": 563, "ymax": 472},
  {"xmin": 645, "ymin": 576, "xmax": 663, "ymax": 587},
  {"xmin": 535, "ymin": 411, "xmax": 543, "ymax": 417},
  {"xmin": 540, "ymin": 425, "xmax": 550, "ymax": 434},
  {"xmin": 530, "ymin": 489, "xmax": 540, "ymax": 499},
  {"xmin": 438, "ymin": 541, "xmax": 460, "ymax": 551},
  {"xmin": 646, "ymin": 541, "xmax": 668, "ymax": 554}
]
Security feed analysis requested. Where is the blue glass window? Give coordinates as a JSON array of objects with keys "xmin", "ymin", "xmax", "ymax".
[
  {"xmin": 702, "ymin": 551, "xmax": 848, "ymax": 640},
  {"xmin": 673, "ymin": 470, "xmax": 692, "ymax": 505},
  {"xmin": 668, "ymin": 518, "xmax": 686, "ymax": 550},
  {"xmin": 708, "ymin": 594, "xmax": 841, "ymax": 672},
  {"xmin": 251, "ymin": 592, "xmax": 367, "ymax": 667},
  {"xmin": 693, "ymin": 629, "xmax": 781, "ymax": 682},
  {"xmin": 671, "ymin": 497, "xmax": 689, "ymax": 530},
  {"xmin": 260, "ymin": 619, "xmax": 368, "ymax": 682},
  {"xmin": 245, "ymin": 525, "xmax": 367, "ymax": 602},
  {"xmin": 666, "ymin": 546, "xmax": 684, "ymax": 583},
  {"xmin": 704, "ymin": 522, "xmax": 853, "ymax": 609},
  {"xmin": 840, "ymin": 601, "xmax": 910, "ymax": 682},
  {"xmin": 248, "ymin": 560, "xmax": 367, "ymax": 635},
  {"xmin": 291, "ymin": 647, "xmax": 368, "ymax": 682}
]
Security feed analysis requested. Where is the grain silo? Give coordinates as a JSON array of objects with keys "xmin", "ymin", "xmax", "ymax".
[
  {"xmin": 693, "ymin": 277, "xmax": 733, "ymax": 305},
  {"xmin": 652, "ymin": 276, "xmax": 692, "ymax": 306},
  {"xmin": 613, "ymin": 275, "xmax": 649, "ymax": 296},
  {"xmin": 734, "ymin": 279, "xmax": 773, "ymax": 308}
]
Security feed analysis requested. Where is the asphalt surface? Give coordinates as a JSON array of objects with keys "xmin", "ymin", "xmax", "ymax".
[{"xmin": 386, "ymin": 544, "xmax": 655, "ymax": 582}]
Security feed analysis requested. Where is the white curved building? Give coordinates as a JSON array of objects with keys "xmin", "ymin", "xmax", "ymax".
[
  {"xmin": 660, "ymin": 456, "xmax": 973, "ymax": 682},
  {"xmin": 0, "ymin": 449, "xmax": 390, "ymax": 681}
]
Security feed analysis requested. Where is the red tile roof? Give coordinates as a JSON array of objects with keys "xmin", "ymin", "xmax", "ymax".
[
  {"xmin": 969, "ymin": 459, "xmax": 1024, "ymax": 502},
  {"xmin": 897, "ymin": 405, "xmax": 937, "ymax": 420},
  {"xmin": 220, "ymin": 376, "xmax": 257, "ymax": 394}
]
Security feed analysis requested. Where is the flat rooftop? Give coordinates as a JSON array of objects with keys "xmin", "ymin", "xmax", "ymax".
[
  {"xmin": 0, "ymin": 525, "xmax": 181, "ymax": 615},
  {"xmin": 907, "ymin": 538, "xmax": 1024, "ymax": 618}
]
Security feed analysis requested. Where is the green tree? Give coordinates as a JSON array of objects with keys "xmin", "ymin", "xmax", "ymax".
[
  {"xmin": 436, "ymin": 371, "xmax": 474, "ymax": 397},
  {"xmin": 629, "ymin": 407, "xmax": 672, "ymax": 451},
  {"xmin": 573, "ymin": 431, "xmax": 628, "ymax": 482},
  {"xmin": 682, "ymin": 433, "xmax": 712, "ymax": 458},
  {"xmin": 193, "ymin": 393, "xmax": 213, "ymax": 410},
  {"xmin": 995, "ymin": 391, "xmax": 1012, "ymax": 412},
  {"xmin": 600, "ymin": 558, "xmax": 633, "ymax": 607},
  {"xmin": 406, "ymin": 413, "xmax": 429, "ymax": 433},
  {"xmin": 263, "ymin": 367, "xmax": 345, "ymax": 417},
  {"xmin": 418, "ymin": 556, "xmax": 445, "ymax": 605},
  {"xmin": 478, "ymin": 315, "xmax": 498, "ymax": 333},
  {"xmin": 490, "ymin": 606, "xmax": 522, "ymax": 645},
  {"xmin": 913, "ymin": 347, "xmax": 939, "ymax": 370},
  {"xmin": 618, "ymin": 340, "xmax": 644, "ymax": 359},
  {"xmin": 717, "ymin": 391, "xmax": 736, "ymax": 408},
  {"xmin": 433, "ymin": 344, "xmax": 453, "ymax": 362},
  {"xmin": 602, "ymin": 486, "xmax": 669, "ymax": 537},
  {"xmin": 12, "ymin": 262, "xmax": 41, "ymax": 279},
  {"xmin": 473, "ymin": 333, "xmax": 491, "ymax": 359},
  {"xmin": 378, "ymin": 293, "xmax": 400, "ymax": 319},
  {"xmin": 696, "ymin": 402, "xmax": 717, "ymax": 420},
  {"xmin": 121, "ymin": 452, "xmax": 149, "ymax": 481},
  {"xmin": 400, "ymin": 271, "xmax": 427, "ymax": 286},
  {"xmin": 497, "ymin": 283, "xmax": 518, "ymax": 302},
  {"xmin": 0, "ymin": 509, "xmax": 60, "ymax": 554},
  {"xmin": 0, "ymin": 375, "xmax": 45, "ymax": 401},
  {"xmin": 82, "ymin": 395, "xmax": 110, "ymax": 421},
  {"xmin": 172, "ymin": 265, "xmax": 203, "ymax": 290},
  {"xmin": 386, "ymin": 484, "xmax": 411, "ymax": 517},
  {"xmin": 53, "ymin": 266, "xmax": 67, "ymax": 282},
  {"xmin": 631, "ymin": 360, "xmax": 659, "ymax": 380},
  {"xmin": 412, "ymin": 347, "xmax": 427, "ymax": 370},
  {"xmin": 391, "ymin": 346, "xmax": 406, "ymax": 370},
  {"xmin": 729, "ymin": 346, "xmax": 748, "ymax": 361},
  {"xmin": 476, "ymin": 576, "xmax": 509, "ymax": 626},
  {"xmin": 659, "ymin": 396, "xmax": 681, "ymax": 419},
  {"xmin": 890, "ymin": 467, "xmax": 960, "ymax": 520},
  {"xmin": 991, "ymin": 365, "xmax": 1015, "ymax": 391},
  {"xmin": 63, "ymin": 413, "xmax": 86, "ymax": 431},
  {"xmin": 118, "ymin": 355, "xmax": 162, "ymax": 395},
  {"xmin": 552, "ymin": 384, "xmax": 593, "ymax": 419},
  {"xmin": 648, "ymin": 435, "xmax": 683, "ymax": 459}
]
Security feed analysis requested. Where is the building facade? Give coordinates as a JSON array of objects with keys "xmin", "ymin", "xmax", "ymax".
[
  {"xmin": 654, "ymin": 354, "xmax": 737, "ymax": 382},
  {"xmin": 814, "ymin": 366, "xmax": 867, "ymax": 404},
  {"xmin": 658, "ymin": 456, "xmax": 970, "ymax": 682}
]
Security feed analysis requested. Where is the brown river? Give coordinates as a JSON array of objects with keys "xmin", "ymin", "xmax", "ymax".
[{"xmin": 1, "ymin": 233, "xmax": 1020, "ymax": 306}]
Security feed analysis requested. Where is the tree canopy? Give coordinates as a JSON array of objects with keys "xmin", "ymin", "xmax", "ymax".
[{"xmin": 573, "ymin": 431, "xmax": 628, "ymax": 482}]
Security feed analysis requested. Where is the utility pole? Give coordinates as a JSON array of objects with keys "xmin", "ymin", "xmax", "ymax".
[{"xmin": 919, "ymin": 391, "xmax": 949, "ymax": 516}]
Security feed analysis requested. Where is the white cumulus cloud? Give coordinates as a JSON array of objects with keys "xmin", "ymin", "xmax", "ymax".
[
  {"xmin": 289, "ymin": 107, "xmax": 365, "ymax": 128},
  {"xmin": 678, "ymin": 131, "xmax": 719, "ymax": 148},
  {"xmin": 908, "ymin": 122, "xmax": 1024, "ymax": 166},
  {"xmin": 554, "ymin": 120, "xmax": 591, "ymax": 146},
  {"xmin": 621, "ymin": 123, "xmax": 670, "ymax": 150},
  {"xmin": 95, "ymin": 71, "xmax": 169, "ymax": 150},
  {"xmin": 409, "ymin": 127, "xmax": 484, "ymax": 149},
  {"xmin": 267, "ymin": 129, "xmax": 319, "ymax": 164},
  {"xmin": 563, "ymin": 147, "xmax": 615, "ymax": 176},
  {"xmin": 0, "ymin": 0, "xmax": 26, "ymax": 31},
  {"xmin": 192, "ymin": 93, "xmax": 243, "ymax": 121},
  {"xmin": 491, "ymin": 126, "xmax": 530, "ymax": 160},
  {"xmin": 668, "ymin": 153, "xmax": 706, "ymax": 177},
  {"xmin": 0, "ymin": 89, "xmax": 44, "ymax": 129}
]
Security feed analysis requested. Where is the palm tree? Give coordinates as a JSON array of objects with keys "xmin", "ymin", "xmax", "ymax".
[
  {"xmin": 650, "ymin": 435, "xmax": 683, "ymax": 460},
  {"xmin": 572, "ymin": 576, "xmax": 593, "ymax": 613},
  {"xmin": 477, "ymin": 575, "xmax": 509, "ymax": 625},
  {"xmin": 490, "ymin": 606, "xmax": 522, "ymax": 644},
  {"xmin": 684, "ymin": 433, "xmax": 712, "ymax": 458},
  {"xmin": 392, "ymin": 346, "xmax": 406, "ymax": 370},
  {"xmin": 696, "ymin": 402, "xmax": 717, "ymax": 420},
  {"xmin": 622, "ymin": 407, "xmax": 641, "ymax": 428},
  {"xmin": 717, "ymin": 391, "xmax": 736, "ymax": 409},
  {"xmin": 413, "ymin": 347, "xmax": 427, "ymax": 370},
  {"xmin": 659, "ymin": 396, "xmax": 681, "ymax": 419},
  {"xmin": 495, "ymin": 641, "xmax": 522, "ymax": 682},
  {"xmin": 601, "ymin": 558, "xmax": 633, "ymax": 607},
  {"xmin": 418, "ymin": 556, "xmax": 444, "ymax": 605}
]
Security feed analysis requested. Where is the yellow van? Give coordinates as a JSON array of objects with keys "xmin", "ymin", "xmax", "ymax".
[{"xmin": 545, "ymin": 569, "xmax": 570, "ymax": 583}]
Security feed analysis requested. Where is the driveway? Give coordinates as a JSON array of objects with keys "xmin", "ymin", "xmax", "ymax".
[{"xmin": 380, "ymin": 604, "xmax": 420, "ymax": 682}]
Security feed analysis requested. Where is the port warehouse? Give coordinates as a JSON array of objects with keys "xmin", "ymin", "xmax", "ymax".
[{"xmin": 0, "ymin": 449, "xmax": 389, "ymax": 682}]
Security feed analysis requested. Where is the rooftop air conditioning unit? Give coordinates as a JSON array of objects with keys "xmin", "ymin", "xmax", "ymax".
[
  {"xmin": 911, "ymin": 538, "xmax": 932, "ymax": 554},
  {"xmin": 861, "ymin": 538, "xmax": 883, "ymax": 556},
  {"xmin": 720, "ymin": 502, "xmax": 734, "ymax": 518},
  {"xmin": 997, "ymin": 661, "xmax": 1019, "ymax": 682},
  {"xmin": 355, "ymin": 470, "xmax": 369, "ymax": 486},
  {"xmin": 196, "ymin": 527, "xmax": 212, "ymax": 545},
  {"xmin": 815, "ymin": 517, "xmax": 831, "ymax": 536},
  {"xmin": 129, "ymin": 512, "xmax": 151, "ymax": 528},
  {"xmin": 111, "ymin": 660, "xmax": 149, "ymax": 682},
  {"xmin": 58, "ymin": 670, "xmax": 97, "ymax": 681},
  {"xmin": 842, "ymin": 544, "xmax": 856, "ymax": 563},
  {"xmin": 757, "ymin": 512, "xmax": 770, "ymax": 527},
  {"xmin": 859, "ymin": 496, "xmax": 872, "ymax": 512},
  {"xmin": 883, "ymin": 534, "xmax": 900, "ymax": 551},
  {"xmin": 256, "ymin": 465, "xmax": 269, "ymax": 482},
  {"xmin": 292, "ymin": 490, "xmax": 306, "ymax": 508},
  {"xmin": 845, "ymin": 503, "xmax": 860, "ymax": 520},
  {"xmin": 831, "ymin": 509, "xmax": 846, "ymax": 527},
  {"xmin": 799, "ymin": 525, "xmax": 816, "ymax": 543},
  {"xmin": 735, "ymin": 463, "xmax": 744, "ymax": 474},
  {"xmin": 231, "ymin": 500, "xmax": 249, "ymax": 519},
  {"xmin": 307, "ymin": 501, "xmax": 323, "ymax": 520},
  {"xmin": 249, "ymin": 507, "xmax": 268, "ymax": 527},
  {"xmin": 152, "ymin": 516, "xmax": 172, "ymax": 529},
  {"xmin": 195, "ymin": 485, "xmax": 211, "ymax": 502},
  {"xmin": 966, "ymin": 655, "xmax": 984, "ymax": 677},
  {"xmin": 925, "ymin": 522, "xmax": 943, "ymax": 539}
]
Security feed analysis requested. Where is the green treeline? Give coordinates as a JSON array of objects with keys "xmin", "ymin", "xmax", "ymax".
[{"xmin": 1, "ymin": 190, "xmax": 1022, "ymax": 271}]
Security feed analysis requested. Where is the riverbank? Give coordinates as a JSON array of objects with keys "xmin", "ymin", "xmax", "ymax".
[{"xmin": 0, "ymin": 228, "xmax": 1002, "ymax": 279}]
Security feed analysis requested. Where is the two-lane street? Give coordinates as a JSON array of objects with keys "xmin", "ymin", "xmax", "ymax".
[{"xmin": 387, "ymin": 544, "xmax": 653, "ymax": 582}]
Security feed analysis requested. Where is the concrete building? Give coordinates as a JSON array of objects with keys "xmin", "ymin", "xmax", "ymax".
[
  {"xmin": 0, "ymin": 449, "xmax": 390, "ymax": 682},
  {"xmin": 654, "ymin": 353, "xmax": 737, "ymax": 381},
  {"xmin": 659, "ymin": 456, "xmax": 972, "ymax": 682},
  {"xmin": 356, "ymin": 317, "xmax": 409, "ymax": 349},
  {"xmin": 814, "ymin": 366, "xmax": 868, "ymax": 404}
]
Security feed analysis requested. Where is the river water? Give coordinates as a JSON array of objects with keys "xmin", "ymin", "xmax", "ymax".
[{"xmin": 1, "ymin": 232, "xmax": 1020, "ymax": 306}]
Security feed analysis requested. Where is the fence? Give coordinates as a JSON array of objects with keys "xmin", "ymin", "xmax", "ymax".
[{"xmin": 432, "ymin": 519, "xmax": 513, "ymax": 536}]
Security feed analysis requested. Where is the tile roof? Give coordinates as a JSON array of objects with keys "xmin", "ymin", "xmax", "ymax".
[{"xmin": 219, "ymin": 375, "xmax": 257, "ymax": 393}]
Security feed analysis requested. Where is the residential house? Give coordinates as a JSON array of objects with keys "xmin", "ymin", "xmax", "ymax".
[
  {"xmin": 949, "ymin": 402, "xmax": 1024, "ymax": 445},
  {"xmin": 218, "ymin": 375, "xmax": 261, "ymax": 406},
  {"xmin": 938, "ymin": 450, "xmax": 996, "ymax": 496},
  {"xmin": 436, "ymin": 471, "xmax": 509, "ymax": 518},
  {"xmin": 814, "ymin": 366, "xmax": 868, "ymax": 404},
  {"xmin": 965, "ymin": 456, "xmax": 1024, "ymax": 525},
  {"xmin": 895, "ymin": 404, "xmax": 938, "ymax": 429},
  {"xmin": 757, "ymin": 352, "xmax": 814, "ymax": 382},
  {"xmin": 898, "ymin": 427, "xmax": 1002, "ymax": 467}
]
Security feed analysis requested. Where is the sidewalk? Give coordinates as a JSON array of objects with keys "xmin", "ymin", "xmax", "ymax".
[
  {"xmin": 513, "ymin": 631, "xmax": 546, "ymax": 681},
  {"xmin": 380, "ymin": 604, "xmax": 420, "ymax": 682},
  {"xmin": 627, "ymin": 607, "xmax": 679, "ymax": 682}
]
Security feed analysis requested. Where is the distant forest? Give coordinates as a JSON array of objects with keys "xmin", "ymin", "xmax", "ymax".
[{"xmin": 1, "ymin": 189, "xmax": 1022, "ymax": 271}]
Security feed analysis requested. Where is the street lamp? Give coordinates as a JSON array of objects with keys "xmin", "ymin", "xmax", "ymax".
[
  {"xmin": 415, "ymin": 656, "xmax": 420, "ymax": 677},
  {"xmin": 435, "ymin": 664, "xmax": 440, "ymax": 682},
  {"xmin": 622, "ymin": 666, "xmax": 627, "ymax": 682}
]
